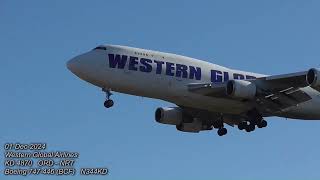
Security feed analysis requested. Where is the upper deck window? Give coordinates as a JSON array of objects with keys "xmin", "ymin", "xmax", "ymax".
[{"xmin": 93, "ymin": 46, "xmax": 107, "ymax": 50}]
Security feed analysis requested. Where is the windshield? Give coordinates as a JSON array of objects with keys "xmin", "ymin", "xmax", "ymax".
[{"xmin": 93, "ymin": 46, "xmax": 107, "ymax": 50}]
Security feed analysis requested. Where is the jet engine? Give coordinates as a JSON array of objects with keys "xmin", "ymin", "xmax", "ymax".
[
  {"xmin": 176, "ymin": 121, "xmax": 202, "ymax": 133},
  {"xmin": 155, "ymin": 107, "xmax": 183, "ymax": 125},
  {"xmin": 176, "ymin": 118, "xmax": 212, "ymax": 133},
  {"xmin": 155, "ymin": 107, "xmax": 213, "ymax": 133},
  {"xmin": 226, "ymin": 80, "xmax": 256, "ymax": 99},
  {"xmin": 307, "ymin": 68, "xmax": 320, "ymax": 87}
]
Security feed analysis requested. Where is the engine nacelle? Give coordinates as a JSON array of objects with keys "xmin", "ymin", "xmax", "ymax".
[
  {"xmin": 176, "ymin": 123, "xmax": 201, "ymax": 133},
  {"xmin": 176, "ymin": 118, "xmax": 213, "ymax": 133},
  {"xmin": 307, "ymin": 68, "xmax": 320, "ymax": 87},
  {"xmin": 226, "ymin": 80, "xmax": 256, "ymax": 99},
  {"xmin": 155, "ymin": 107, "xmax": 183, "ymax": 125}
]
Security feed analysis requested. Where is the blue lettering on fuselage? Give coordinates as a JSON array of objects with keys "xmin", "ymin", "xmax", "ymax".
[
  {"xmin": 166, "ymin": 62, "xmax": 175, "ymax": 76},
  {"xmin": 108, "ymin": 53, "xmax": 255, "ymax": 82},
  {"xmin": 108, "ymin": 54, "xmax": 127, "ymax": 69},
  {"xmin": 211, "ymin": 70, "xmax": 223, "ymax": 83},
  {"xmin": 108, "ymin": 54, "xmax": 202, "ymax": 80},
  {"xmin": 211, "ymin": 70, "xmax": 256, "ymax": 83},
  {"xmin": 233, "ymin": 73, "xmax": 245, "ymax": 80},
  {"xmin": 153, "ymin": 60, "xmax": 164, "ymax": 74},
  {"xmin": 140, "ymin": 58, "xmax": 152, "ymax": 72},
  {"xmin": 129, "ymin": 56, "xmax": 139, "ymax": 71},
  {"xmin": 189, "ymin": 66, "xmax": 201, "ymax": 80},
  {"xmin": 176, "ymin": 64, "xmax": 188, "ymax": 78}
]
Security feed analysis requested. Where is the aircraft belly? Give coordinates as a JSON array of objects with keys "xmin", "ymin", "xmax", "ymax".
[
  {"xmin": 99, "ymin": 68, "xmax": 249, "ymax": 114},
  {"xmin": 167, "ymin": 93, "xmax": 251, "ymax": 114}
]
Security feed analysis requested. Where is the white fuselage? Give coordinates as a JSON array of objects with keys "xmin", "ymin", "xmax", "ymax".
[{"xmin": 67, "ymin": 45, "xmax": 320, "ymax": 120}]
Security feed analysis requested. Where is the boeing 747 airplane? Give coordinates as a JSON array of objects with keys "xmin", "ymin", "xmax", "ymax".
[{"xmin": 67, "ymin": 45, "xmax": 320, "ymax": 136}]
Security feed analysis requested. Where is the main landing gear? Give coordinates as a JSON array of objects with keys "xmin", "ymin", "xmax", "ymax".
[
  {"xmin": 217, "ymin": 127, "xmax": 227, "ymax": 136},
  {"xmin": 238, "ymin": 109, "xmax": 267, "ymax": 132},
  {"xmin": 213, "ymin": 117, "xmax": 227, "ymax": 136},
  {"xmin": 103, "ymin": 88, "xmax": 114, "ymax": 108}
]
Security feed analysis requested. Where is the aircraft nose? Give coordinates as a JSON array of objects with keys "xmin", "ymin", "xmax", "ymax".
[
  {"xmin": 66, "ymin": 53, "xmax": 90, "ymax": 76},
  {"xmin": 66, "ymin": 52, "xmax": 104, "ymax": 87},
  {"xmin": 66, "ymin": 57, "xmax": 80, "ymax": 75}
]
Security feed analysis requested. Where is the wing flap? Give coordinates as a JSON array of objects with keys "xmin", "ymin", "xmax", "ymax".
[{"xmin": 256, "ymin": 87, "xmax": 311, "ymax": 113}]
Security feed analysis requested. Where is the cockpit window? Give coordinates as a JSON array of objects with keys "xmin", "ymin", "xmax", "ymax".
[{"xmin": 93, "ymin": 46, "xmax": 107, "ymax": 50}]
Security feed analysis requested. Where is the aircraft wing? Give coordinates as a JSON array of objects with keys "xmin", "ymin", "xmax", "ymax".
[
  {"xmin": 188, "ymin": 70, "xmax": 315, "ymax": 114},
  {"xmin": 254, "ymin": 71, "xmax": 308, "ymax": 91}
]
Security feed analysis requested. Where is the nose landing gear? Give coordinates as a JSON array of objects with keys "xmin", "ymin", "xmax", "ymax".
[{"xmin": 103, "ymin": 88, "xmax": 114, "ymax": 108}]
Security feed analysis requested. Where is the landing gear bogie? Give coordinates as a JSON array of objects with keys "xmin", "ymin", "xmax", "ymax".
[
  {"xmin": 245, "ymin": 123, "xmax": 255, "ymax": 132},
  {"xmin": 238, "ymin": 121, "xmax": 247, "ymax": 130},
  {"xmin": 102, "ymin": 88, "xmax": 114, "ymax": 108}
]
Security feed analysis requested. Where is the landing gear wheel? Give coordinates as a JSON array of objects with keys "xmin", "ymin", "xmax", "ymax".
[
  {"xmin": 261, "ymin": 120, "xmax": 267, "ymax": 128},
  {"xmin": 245, "ymin": 125, "xmax": 251, "ymax": 132},
  {"xmin": 257, "ymin": 120, "xmax": 267, "ymax": 128},
  {"xmin": 217, "ymin": 127, "xmax": 227, "ymax": 136},
  {"xmin": 245, "ymin": 123, "xmax": 255, "ymax": 132},
  {"xmin": 104, "ymin": 99, "xmax": 114, "ymax": 108},
  {"xmin": 250, "ymin": 123, "xmax": 255, "ymax": 131},
  {"xmin": 238, "ymin": 121, "xmax": 246, "ymax": 130}
]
